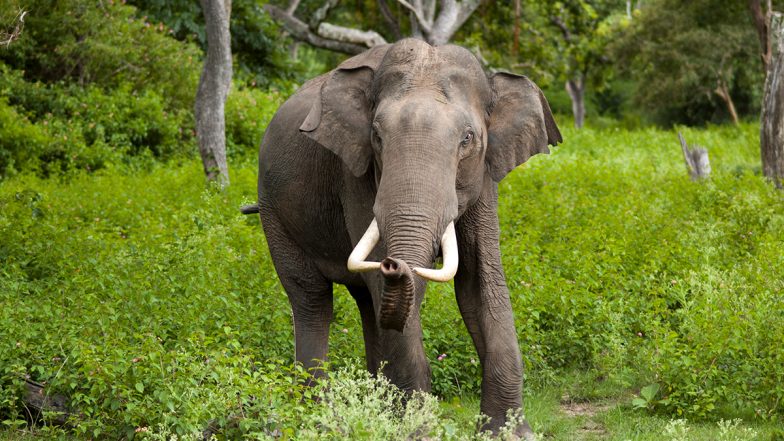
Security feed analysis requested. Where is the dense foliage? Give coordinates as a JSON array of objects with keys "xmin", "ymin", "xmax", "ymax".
[
  {"xmin": 127, "ymin": 0, "xmax": 300, "ymax": 87},
  {"xmin": 0, "ymin": 0, "xmax": 284, "ymax": 178},
  {"xmin": 611, "ymin": 0, "xmax": 768, "ymax": 125},
  {"xmin": 2, "ymin": 0, "xmax": 783, "ymax": 438},
  {"xmin": 1, "ymin": 123, "xmax": 782, "ymax": 437}
]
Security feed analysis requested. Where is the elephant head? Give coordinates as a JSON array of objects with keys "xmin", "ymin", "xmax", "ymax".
[{"xmin": 300, "ymin": 39, "xmax": 561, "ymax": 332}]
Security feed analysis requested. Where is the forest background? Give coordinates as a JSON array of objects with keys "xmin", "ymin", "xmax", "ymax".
[{"xmin": 1, "ymin": 1, "xmax": 783, "ymax": 440}]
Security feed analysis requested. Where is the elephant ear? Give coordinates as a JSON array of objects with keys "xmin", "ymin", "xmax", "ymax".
[
  {"xmin": 486, "ymin": 72, "xmax": 562, "ymax": 182},
  {"xmin": 300, "ymin": 45, "xmax": 390, "ymax": 177}
]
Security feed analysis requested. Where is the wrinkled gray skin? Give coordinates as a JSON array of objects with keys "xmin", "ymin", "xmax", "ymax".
[{"xmin": 256, "ymin": 39, "xmax": 561, "ymax": 436}]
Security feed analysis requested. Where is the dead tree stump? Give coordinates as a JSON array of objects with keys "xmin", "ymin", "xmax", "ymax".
[
  {"xmin": 22, "ymin": 380, "xmax": 72, "ymax": 426},
  {"xmin": 678, "ymin": 132, "xmax": 711, "ymax": 180}
]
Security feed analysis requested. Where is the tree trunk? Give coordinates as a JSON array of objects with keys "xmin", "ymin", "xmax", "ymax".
[
  {"xmin": 715, "ymin": 79, "xmax": 739, "ymax": 125},
  {"xmin": 761, "ymin": 11, "xmax": 784, "ymax": 188},
  {"xmin": 566, "ymin": 75, "xmax": 586, "ymax": 129},
  {"xmin": 748, "ymin": 0, "xmax": 772, "ymax": 73},
  {"xmin": 195, "ymin": 0, "xmax": 232, "ymax": 187}
]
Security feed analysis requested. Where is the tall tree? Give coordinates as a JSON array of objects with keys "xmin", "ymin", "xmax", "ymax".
[
  {"xmin": 195, "ymin": 0, "xmax": 232, "ymax": 186},
  {"xmin": 538, "ymin": 0, "xmax": 623, "ymax": 129},
  {"xmin": 264, "ymin": 0, "xmax": 481, "ymax": 54},
  {"xmin": 613, "ymin": 0, "xmax": 761, "ymax": 125},
  {"xmin": 751, "ymin": 0, "xmax": 784, "ymax": 187},
  {"xmin": 749, "ymin": 0, "xmax": 773, "ymax": 72}
]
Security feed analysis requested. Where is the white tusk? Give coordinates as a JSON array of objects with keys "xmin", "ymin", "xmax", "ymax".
[
  {"xmin": 413, "ymin": 221, "xmax": 458, "ymax": 282},
  {"xmin": 347, "ymin": 218, "xmax": 382, "ymax": 272}
]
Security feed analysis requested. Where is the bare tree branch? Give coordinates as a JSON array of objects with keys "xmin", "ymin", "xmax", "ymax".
[
  {"xmin": 748, "ymin": 0, "xmax": 772, "ymax": 72},
  {"xmin": 378, "ymin": 0, "xmax": 403, "ymax": 39},
  {"xmin": 550, "ymin": 15, "xmax": 572, "ymax": 42},
  {"xmin": 286, "ymin": 0, "xmax": 301, "ymax": 15},
  {"xmin": 264, "ymin": 4, "xmax": 371, "ymax": 54},
  {"xmin": 267, "ymin": 0, "xmax": 479, "ymax": 53},
  {"xmin": 423, "ymin": 0, "xmax": 436, "ymax": 25},
  {"xmin": 309, "ymin": 0, "xmax": 339, "ymax": 31},
  {"xmin": 428, "ymin": 0, "xmax": 480, "ymax": 45},
  {"xmin": 1, "ymin": 9, "xmax": 26, "ymax": 47},
  {"xmin": 409, "ymin": 11, "xmax": 424, "ymax": 39},
  {"xmin": 395, "ymin": 0, "xmax": 432, "ymax": 33},
  {"xmin": 317, "ymin": 22, "xmax": 387, "ymax": 47}
]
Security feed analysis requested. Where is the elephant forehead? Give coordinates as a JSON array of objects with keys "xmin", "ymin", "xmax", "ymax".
[
  {"xmin": 377, "ymin": 98, "xmax": 463, "ymax": 132},
  {"xmin": 382, "ymin": 38, "xmax": 438, "ymax": 71},
  {"xmin": 374, "ymin": 63, "xmax": 487, "ymax": 106},
  {"xmin": 374, "ymin": 40, "xmax": 490, "ymax": 106}
]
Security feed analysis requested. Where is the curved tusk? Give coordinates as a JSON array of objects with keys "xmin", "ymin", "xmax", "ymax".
[
  {"xmin": 413, "ymin": 221, "xmax": 458, "ymax": 282},
  {"xmin": 347, "ymin": 218, "xmax": 382, "ymax": 272}
]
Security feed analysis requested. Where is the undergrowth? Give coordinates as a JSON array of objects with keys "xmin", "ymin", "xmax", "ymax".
[{"xmin": 1, "ymin": 123, "xmax": 782, "ymax": 437}]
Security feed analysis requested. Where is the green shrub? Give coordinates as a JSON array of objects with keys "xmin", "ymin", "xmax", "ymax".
[
  {"xmin": 0, "ymin": 64, "xmax": 284, "ymax": 176},
  {"xmin": 1, "ymin": 0, "xmax": 201, "ymax": 108},
  {"xmin": 224, "ymin": 85, "xmax": 285, "ymax": 157},
  {"xmin": 0, "ymin": 66, "xmax": 195, "ymax": 176},
  {"xmin": 0, "ymin": 123, "xmax": 782, "ymax": 437},
  {"xmin": 0, "ymin": 97, "xmax": 53, "ymax": 177}
]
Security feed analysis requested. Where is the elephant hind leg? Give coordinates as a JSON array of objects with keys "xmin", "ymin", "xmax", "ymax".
[
  {"xmin": 347, "ymin": 285, "xmax": 381, "ymax": 374},
  {"xmin": 261, "ymin": 211, "xmax": 333, "ymax": 381}
]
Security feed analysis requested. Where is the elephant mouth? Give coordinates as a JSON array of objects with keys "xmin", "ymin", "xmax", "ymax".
[
  {"xmin": 346, "ymin": 218, "xmax": 458, "ymax": 331},
  {"xmin": 346, "ymin": 218, "xmax": 458, "ymax": 282}
]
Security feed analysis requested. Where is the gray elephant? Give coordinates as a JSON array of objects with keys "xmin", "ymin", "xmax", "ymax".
[{"xmin": 247, "ymin": 38, "xmax": 561, "ymax": 436}]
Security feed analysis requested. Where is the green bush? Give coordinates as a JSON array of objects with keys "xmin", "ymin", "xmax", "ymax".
[
  {"xmin": 0, "ymin": 123, "xmax": 782, "ymax": 437},
  {"xmin": 0, "ymin": 66, "xmax": 193, "ymax": 177},
  {"xmin": 0, "ymin": 64, "xmax": 282, "ymax": 177},
  {"xmin": 0, "ymin": 97, "xmax": 53, "ymax": 177},
  {"xmin": 224, "ymin": 85, "xmax": 285, "ymax": 157},
  {"xmin": 1, "ymin": 0, "xmax": 201, "ymax": 108}
]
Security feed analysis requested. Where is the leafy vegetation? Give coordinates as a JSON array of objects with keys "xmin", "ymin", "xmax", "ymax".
[
  {"xmin": 611, "ymin": 0, "xmax": 767, "ymax": 125},
  {"xmin": 1, "ymin": 123, "xmax": 782, "ymax": 438},
  {"xmin": 128, "ymin": 0, "xmax": 300, "ymax": 87},
  {"xmin": 1, "ymin": 0, "xmax": 783, "ymax": 439},
  {"xmin": 0, "ymin": 0, "xmax": 285, "ymax": 179}
]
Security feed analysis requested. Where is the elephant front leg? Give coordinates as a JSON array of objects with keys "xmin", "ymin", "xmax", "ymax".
[
  {"xmin": 454, "ymin": 180, "xmax": 534, "ymax": 439},
  {"xmin": 347, "ymin": 285, "xmax": 382, "ymax": 374}
]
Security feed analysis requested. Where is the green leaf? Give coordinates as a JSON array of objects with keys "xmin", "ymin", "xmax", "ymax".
[
  {"xmin": 632, "ymin": 398, "xmax": 648, "ymax": 409},
  {"xmin": 135, "ymin": 382, "xmax": 144, "ymax": 393},
  {"xmin": 641, "ymin": 383, "xmax": 660, "ymax": 402}
]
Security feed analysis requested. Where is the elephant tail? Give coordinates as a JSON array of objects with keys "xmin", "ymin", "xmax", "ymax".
[{"xmin": 240, "ymin": 203, "xmax": 260, "ymax": 215}]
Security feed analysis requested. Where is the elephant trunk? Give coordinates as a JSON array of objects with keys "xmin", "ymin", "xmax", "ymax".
[
  {"xmin": 378, "ymin": 257, "xmax": 416, "ymax": 331},
  {"xmin": 378, "ymin": 211, "xmax": 434, "ymax": 332},
  {"xmin": 348, "ymin": 134, "xmax": 460, "ymax": 331},
  {"xmin": 346, "ymin": 216, "xmax": 459, "ymax": 331},
  {"xmin": 377, "ymin": 207, "xmax": 457, "ymax": 331}
]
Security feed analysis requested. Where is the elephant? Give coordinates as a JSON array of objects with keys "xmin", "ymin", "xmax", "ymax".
[{"xmin": 247, "ymin": 38, "xmax": 561, "ymax": 436}]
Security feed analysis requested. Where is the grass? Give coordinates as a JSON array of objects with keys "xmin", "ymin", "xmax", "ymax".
[{"xmin": 1, "ymin": 121, "xmax": 782, "ymax": 439}]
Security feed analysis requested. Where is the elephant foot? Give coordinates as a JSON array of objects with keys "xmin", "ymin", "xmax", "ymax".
[
  {"xmin": 515, "ymin": 419, "xmax": 537, "ymax": 441},
  {"xmin": 481, "ymin": 416, "xmax": 537, "ymax": 440}
]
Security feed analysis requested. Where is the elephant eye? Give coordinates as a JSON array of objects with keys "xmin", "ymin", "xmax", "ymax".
[
  {"xmin": 461, "ymin": 130, "xmax": 474, "ymax": 146},
  {"xmin": 371, "ymin": 122, "xmax": 383, "ymax": 146}
]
